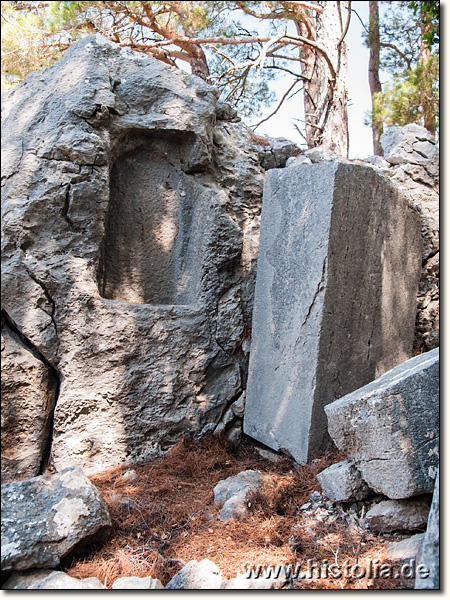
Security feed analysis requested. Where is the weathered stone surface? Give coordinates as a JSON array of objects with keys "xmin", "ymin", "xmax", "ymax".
[
  {"xmin": 366, "ymin": 498, "xmax": 429, "ymax": 533},
  {"xmin": 1, "ymin": 318, "xmax": 59, "ymax": 483},
  {"xmin": 1, "ymin": 34, "xmax": 267, "ymax": 475},
  {"xmin": 166, "ymin": 559, "xmax": 223, "ymax": 589},
  {"xmin": 317, "ymin": 459, "xmax": 372, "ymax": 502},
  {"xmin": 214, "ymin": 469, "xmax": 263, "ymax": 521},
  {"xmin": 3, "ymin": 570, "xmax": 106, "ymax": 589},
  {"xmin": 1, "ymin": 466, "xmax": 112, "ymax": 571},
  {"xmin": 415, "ymin": 467, "xmax": 439, "ymax": 589},
  {"xmin": 112, "ymin": 575, "xmax": 164, "ymax": 589},
  {"xmin": 244, "ymin": 162, "xmax": 422, "ymax": 464},
  {"xmin": 385, "ymin": 533, "xmax": 425, "ymax": 562},
  {"xmin": 380, "ymin": 125, "xmax": 439, "ymax": 353},
  {"xmin": 325, "ymin": 349, "xmax": 439, "ymax": 499}
]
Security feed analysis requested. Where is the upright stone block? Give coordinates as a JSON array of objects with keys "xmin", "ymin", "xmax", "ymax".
[{"xmin": 243, "ymin": 162, "xmax": 421, "ymax": 464}]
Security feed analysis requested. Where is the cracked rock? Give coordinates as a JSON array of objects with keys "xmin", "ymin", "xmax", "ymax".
[{"xmin": 1, "ymin": 316, "xmax": 59, "ymax": 484}]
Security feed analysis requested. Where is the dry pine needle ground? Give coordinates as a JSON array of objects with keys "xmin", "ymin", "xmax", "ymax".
[{"xmin": 65, "ymin": 435, "xmax": 411, "ymax": 589}]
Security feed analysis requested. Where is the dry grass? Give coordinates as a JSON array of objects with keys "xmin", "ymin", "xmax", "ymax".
[{"xmin": 65, "ymin": 435, "xmax": 410, "ymax": 589}]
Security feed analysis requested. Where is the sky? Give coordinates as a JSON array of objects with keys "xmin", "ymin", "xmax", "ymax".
[{"xmin": 245, "ymin": 1, "xmax": 375, "ymax": 158}]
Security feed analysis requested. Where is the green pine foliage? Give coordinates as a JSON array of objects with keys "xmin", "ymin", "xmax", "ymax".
[
  {"xmin": 373, "ymin": 53, "xmax": 439, "ymax": 132},
  {"xmin": 364, "ymin": 0, "xmax": 439, "ymax": 135}
]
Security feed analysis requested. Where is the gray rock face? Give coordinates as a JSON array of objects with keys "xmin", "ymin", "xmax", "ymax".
[
  {"xmin": 166, "ymin": 559, "xmax": 223, "ymax": 589},
  {"xmin": 243, "ymin": 162, "xmax": 422, "ymax": 464},
  {"xmin": 366, "ymin": 498, "xmax": 430, "ymax": 533},
  {"xmin": 213, "ymin": 469, "xmax": 262, "ymax": 521},
  {"xmin": 317, "ymin": 459, "xmax": 372, "ymax": 502},
  {"xmin": 1, "ymin": 466, "xmax": 112, "ymax": 571},
  {"xmin": 1, "ymin": 318, "xmax": 58, "ymax": 483},
  {"xmin": 1, "ymin": 35, "xmax": 267, "ymax": 476},
  {"xmin": 415, "ymin": 467, "xmax": 439, "ymax": 589},
  {"xmin": 325, "ymin": 349, "xmax": 439, "ymax": 499},
  {"xmin": 380, "ymin": 124, "xmax": 439, "ymax": 353}
]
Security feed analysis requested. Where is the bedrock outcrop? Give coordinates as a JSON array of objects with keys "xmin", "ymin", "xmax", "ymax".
[{"xmin": 1, "ymin": 34, "xmax": 299, "ymax": 478}]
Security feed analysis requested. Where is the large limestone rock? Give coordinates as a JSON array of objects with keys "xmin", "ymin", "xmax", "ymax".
[
  {"xmin": 380, "ymin": 124, "xmax": 439, "ymax": 353},
  {"xmin": 243, "ymin": 162, "xmax": 422, "ymax": 464},
  {"xmin": 1, "ymin": 466, "xmax": 112, "ymax": 571},
  {"xmin": 325, "ymin": 348, "xmax": 439, "ymax": 499},
  {"xmin": 1, "ymin": 316, "xmax": 58, "ymax": 483},
  {"xmin": 1, "ymin": 35, "xmax": 290, "ymax": 476},
  {"xmin": 166, "ymin": 559, "xmax": 223, "ymax": 589},
  {"xmin": 415, "ymin": 467, "xmax": 439, "ymax": 589}
]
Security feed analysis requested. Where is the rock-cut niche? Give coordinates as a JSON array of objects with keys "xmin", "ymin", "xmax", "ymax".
[{"xmin": 98, "ymin": 135, "xmax": 204, "ymax": 305}]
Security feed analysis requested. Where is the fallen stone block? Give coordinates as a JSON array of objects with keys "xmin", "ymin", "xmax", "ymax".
[
  {"xmin": 325, "ymin": 348, "xmax": 439, "ymax": 499},
  {"xmin": 166, "ymin": 559, "xmax": 223, "ymax": 589},
  {"xmin": 244, "ymin": 162, "xmax": 421, "ymax": 464},
  {"xmin": 213, "ymin": 470, "xmax": 262, "ymax": 521},
  {"xmin": 415, "ymin": 467, "xmax": 439, "ymax": 589},
  {"xmin": 317, "ymin": 459, "xmax": 372, "ymax": 502},
  {"xmin": 112, "ymin": 575, "xmax": 164, "ymax": 589},
  {"xmin": 1, "ymin": 466, "xmax": 112, "ymax": 571},
  {"xmin": 366, "ymin": 498, "xmax": 430, "ymax": 533}
]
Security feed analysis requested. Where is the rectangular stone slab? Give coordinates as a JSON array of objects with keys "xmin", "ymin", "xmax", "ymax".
[{"xmin": 243, "ymin": 162, "xmax": 422, "ymax": 464}]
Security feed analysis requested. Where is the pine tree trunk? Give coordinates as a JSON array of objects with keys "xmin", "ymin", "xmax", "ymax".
[
  {"xmin": 299, "ymin": 1, "xmax": 349, "ymax": 157},
  {"xmin": 368, "ymin": 1, "xmax": 384, "ymax": 155},
  {"xmin": 419, "ymin": 7, "xmax": 435, "ymax": 135}
]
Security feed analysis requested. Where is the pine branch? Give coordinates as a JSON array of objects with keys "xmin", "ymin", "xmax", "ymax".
[{"xmin": 252, "ymin": 77, "xmax": 303, "ymax": 130}]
